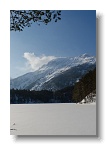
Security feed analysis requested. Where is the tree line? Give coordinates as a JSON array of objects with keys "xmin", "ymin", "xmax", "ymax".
[
  {"xmin": 10, "ymin": 68, "xmax": 96, "ymax": 104},
  {"xmin": 10, "ymin": 86, "xmax": 74, "ymax": 104}
]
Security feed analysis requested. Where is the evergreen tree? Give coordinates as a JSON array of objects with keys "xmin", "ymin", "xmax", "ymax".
[{"xmin": 72, "ymin": 68, "xmax": 96, "ymax": 103}]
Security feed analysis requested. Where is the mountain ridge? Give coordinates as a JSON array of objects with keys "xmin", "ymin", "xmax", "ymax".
[{"xmin": 10, "ymin": 54, "xmax": 96, "ymax": 91}]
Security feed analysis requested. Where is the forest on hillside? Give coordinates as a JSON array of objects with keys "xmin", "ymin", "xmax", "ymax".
[
  {"xmin": 72, "ymin": 68, "xmax": 96, "ymax": 103},
  {"xmin": 10, "ymin": 68, "xmax": 96, "ymax": 104}
]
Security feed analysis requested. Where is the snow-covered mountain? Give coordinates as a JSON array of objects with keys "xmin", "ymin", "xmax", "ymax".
[{"xmin": 10, "ymin": 54, "xmax": 96, "ymax": 90}]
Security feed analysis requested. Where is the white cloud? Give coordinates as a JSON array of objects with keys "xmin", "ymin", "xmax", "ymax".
[{"xmin": 23, "ymin": 52, "xmax": 56, "ymax": 71}]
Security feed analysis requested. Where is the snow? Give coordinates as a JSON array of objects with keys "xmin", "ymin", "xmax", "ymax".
[
  {"xmin": 10, "ymin": 103, "xmax": 96, "ymax": 135},
  {"xmin": 10, "ymin": 54, "xmax": 96, "ymax": 90},
  {"xmin": 78, "ymin": 92, "xmax": 96, "ymax": 104}
]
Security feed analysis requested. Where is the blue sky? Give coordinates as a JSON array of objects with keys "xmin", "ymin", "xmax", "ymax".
[{"xmin": 10, "ymin": 10, "xmax": 96, "ymax": 78}]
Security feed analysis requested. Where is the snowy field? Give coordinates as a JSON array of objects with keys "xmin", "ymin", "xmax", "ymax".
[{"xmin": 10, "ymin": 103, "xmax": 96, "ymax": 135}]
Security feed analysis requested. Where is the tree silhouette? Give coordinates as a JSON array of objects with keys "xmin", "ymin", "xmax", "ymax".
[
  {"xmin": 10, "ymin": 10, "xmax": 61, "ymax": 31},
  {"xmin": 72, "ymin": 68, "xmax": 96, "ymax": 103}
]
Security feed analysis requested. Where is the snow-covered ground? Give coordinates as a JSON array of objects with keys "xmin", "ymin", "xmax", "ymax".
[
  {"xmin": 10, "ymin": 104, "xmax": 96, "ymax": 135},
  {"xmin": 78, "ymin": 92, "xmax": 96, "ymax": 104}
]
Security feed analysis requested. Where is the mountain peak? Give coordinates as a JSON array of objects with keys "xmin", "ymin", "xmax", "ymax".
[
  {"xmin": 80, "ymin": 53, "xmax": 90, "ymax": 58},
  {"xmin": 10, "ymin": 53, "xmax": 96, "ymax": 90}
]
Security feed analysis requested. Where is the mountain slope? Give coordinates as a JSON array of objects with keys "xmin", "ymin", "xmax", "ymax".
[
  {"xmin": 36, "ymin": 63, "xmax": 96, "ymax": 91},
  {"xmin": 10, "ymin": 54, "xmax": 96, "ymax": 90}
]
